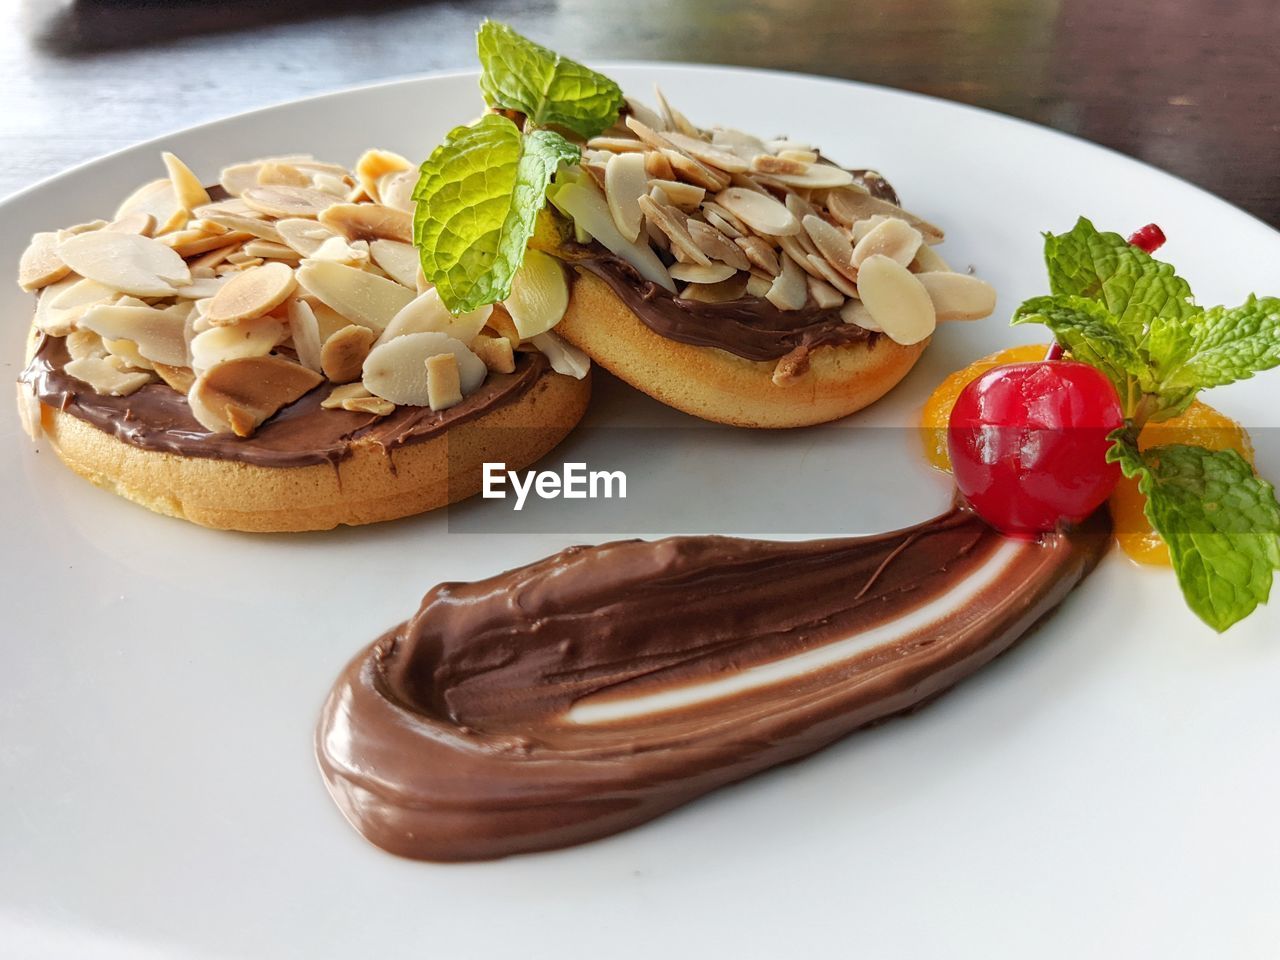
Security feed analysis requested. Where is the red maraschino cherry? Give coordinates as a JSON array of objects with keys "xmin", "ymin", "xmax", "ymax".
[{"xmin": 947, "ymin": 361, "xmax": 1124, "ymax": 534}]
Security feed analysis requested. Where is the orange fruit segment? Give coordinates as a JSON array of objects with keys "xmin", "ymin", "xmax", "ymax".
[
  {"xmin": 919, "ymin": 343, "xmax": 1050, "ymax": 472},
  {"xmin": 1111, "ymin": 401, "xmax": 1255, "ymax": 565}
]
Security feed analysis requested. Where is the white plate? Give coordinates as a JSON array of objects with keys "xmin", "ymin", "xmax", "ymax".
[{"xmin": 3, "ymin": 65, "xmax": 1279, "ymax": 959}]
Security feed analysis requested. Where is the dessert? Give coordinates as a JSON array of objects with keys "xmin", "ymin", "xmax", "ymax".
[
  {"xmin": 317, "ymin": 505, "xmax": 1111, "ymax": 861},
  {"xmin": 412, "ymin": 22, "xmax": 997, "ymax": 428},
  {"xmin": 15, "ymin": 152, "xmax": 591, "ymax": 532}
]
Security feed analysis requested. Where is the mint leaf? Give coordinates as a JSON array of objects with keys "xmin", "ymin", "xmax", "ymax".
[
  {"xmin": 1108, "ymin": 436, "xmax": 1280, "ymax": 632},
  {"xmin": 412, "ymin": 115, "xmax": 579, "ymax": 314},
  {"xmin": 1044, "ymin": 217, "xmax": 1198, "ymax": 340},
  {"xmin": 1160, "ymin": 295, "xmax": 1280, "ymax": 392},
  {"xmin": 1012, "ymin": 294, "xmax": 1146, "ymax": 410},
  {"xmin": 477, "ymin": 21, "xmax": 624, "ymax": 139}
]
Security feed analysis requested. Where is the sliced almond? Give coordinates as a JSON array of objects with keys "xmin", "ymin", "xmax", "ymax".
[
  {"xmin": 425, "ymin": 352, "xmax": 463, "ymax": 411},
  {"xmin": 826, "ymin": 189, "xmax": 944, "ymax": 244},
  {"xmin": 735, "ymin": 235, "xmax": 780, "ymax": 276},
  {"xmin": 785, "ymin": 192, "xmax": 820, "ymax": 223},
  {"xmin": 309, "ymin": 236, "xmax": 369, "ymax": 266},
  {"xmin": 320, "ymin": 324, "xmax": 376, "ymax": 384},
  {"xmin": 663, "ymin": 132, "xmax": 750, "ymax": 173},
  {"xmin": 286, "ymin": 298, "xmax": 324, "ymax": 372},
  {"xmin": 161, "ymin": 152, "xmax": 211, "ymax": 211},
  {"xmin": 551, "ymin": 179, "xmax": 675, "ymax": 292},
  {"xmin": 160, "ymin": 229, "xmax": 255, "ymax": 258},
  {"xmin": 711, "ymin": 127, "xmax": 768, "ymax": 161},
  {"xmin": 530, "ymin": 332, "xmax": 590, "ymax": 379},
  {"xmin": 678, "ymin": 274, "xmax": 749, "ymax": 303},
  {"xmin": 196, "ymin": 210, "xmax": 283, "ymax": 244},
  {"xmin": 318, "ymin": 203, "xmax": 412, "ymax": 244},
  {"xmin": 294, "ymin": 259, "xmax": 414, "ymax": 333},
  {"xmin": 856, "ymin": 254, "xmax": 936, "ymax": 345},
  {"xmin": 377, "ymin": 288, "xmax": 492, "ymax": 346},
  {"xmin": 378, "ymin": 170, "xmax": 417, "ymax": 213},
  {"xmin": 257, "ymin": 161, "xmax": 312, "ymax": 188},
  {"xmin": 647, "ymin": 179, "xmax": 705, "ymax": 211},
  {"xmin": 604, "ymin": 152, "xmax": 647, "ymax": 242},
  {"xmin": 587, "ymin": 136, "xmax": 646, "ymax": 153},
  {"xmin": 219, "ymin": 158, "xmax": 350, "ymax": 198},
  {"xmin": 484, "ymin": 305, "xmax": 521, "ymax": 349},
  {"xmin": 637, "ymin": 195, "xmax": 711, "ymax": 267},
  {"xmin": 64, "ymin": 356, "xmax": 153, "ymax": 396},
  {"xmin": 801, "ymin": 215, "xmax": 856, "ymax": 280},
  {"xmin": 625, "ymin": 95, "xmax": 667, "ymax": 132},
  {"xmin": 504, "ymin": 250, "xmax": 569, "ymax": 339},
  {"xmin": 850, "ymin": 217, "xmax": 923, "ymax": 271},
  {"xmin": 189, "ymin": 315, "xmax": 286, "ymax": 374},
  {"xmin": 912, "ymin": 244, "xmax": 952, "ymax": 273},
  {"xmin": 752, "ymin": 154, "xmax": 808, "ymax": 176},
  {"xmin": 57, "ymin": 231, "xmax": 191, "ymax": 297},
  {"xmin": 276, "ymin": 218, "xmax": 340, "ymax": 257},
  {"xmin": 714, "ymin": 187, "xmax": 800, "ymax": 237},
  {"xmin": 841, "ymin": 299, "xmax": 881, "ymax": 331},
  {"xmin": 653, "ymin": 86, "xmax": 699, "ymax": 137},
  {"xmin": 18, "ymin": 232, "xmax": 71, "ymax": 291},
  {"xmin": 114, "ymin": 179, "xmax": 183, "ymax": 233},
  {"xmin": 188, "ymin": 356, "xmax": 322, "ymax": 436},
  {"xmin": 768, "ymin": 164, "xmax": 856, "ymax": 190},
  {"xmin": 687, "ymin": 220, "xmax": 750, "ymax": 270},
  {"xmin": 78, "ymin": 303, "xmax": 189, "ymax": 367},
  {"xmin": 103, "ymin": 338, "xmax": 155, "ymax": 371},
  {"xmin": 362, "ymin": 331, "xmax": 485, "ymax": 406},
  {"xmin": 915, "ymin": 272, "xmax": 996, "ymax": 321},
  {"xmin": 104, "ymin": 212, "xmax": 157, "ymax": 236},
  {"xmin": 153, "ymin": 362, "xmax": 196, "ymax": 393},
  {"xmin": 644, "ymin": 150, "xmax": 676, "ymax": 181},
  {"xmin": 355, "ymin": 149, "xmax": 412, "ymax": 203},
  {"xmin": 662, "ymin": 149, "xmax": 730, "ymax": 191},
  {"xmin": 343, "ymin": 395, "xmax": 396, "ymax": 416},
  {"xmin": 205, "ymin": 262, "xmax": 297, "ymax": 326},
  {"xmin": 471, "ymin": 334, "xmax": 516, "ymax": 374},
  {"xmin": 804, "ymin": 254, "xmax": 861, "ymax": 298},
  {"xmin": 806, "ymin": 274, "xmax": 845, "ymax": 310},
  {"xmin": 851, "ymin": 215, "xmax": 889, "ymax": 244},
  {"xmin": 368, "ymin": 239, "xmax": 418, "ymax": 289},
  {"xmin": 241, "ymin": 240, "xmax": 301, "ymax": 261},
  {"xmin": 241, "ymin": 185, "xmax": 337, "ymax": 219},
  {"xmin": 66, "ymin": 328, "xmax": 108, "ymax": 361},
  {"xmin": 671, "ymin": 262, "xmax": 737, "ymax": 284},
  {"xmin": 765, "ymin": 252, "xmax": 807, "ymax": 311},
  {"xmin": 745, "ymin": 273, "xmax": 772, "ymax": 298},
  {"xmin": 321, "ymin": 382, "xmax": 373, "ymax": 409},
  {"xmin": 34, "ymin": 276, "xmax": 115, "ymax": 336}
]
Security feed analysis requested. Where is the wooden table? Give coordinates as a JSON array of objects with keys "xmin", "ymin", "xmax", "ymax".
[{"xmin": 2, "ymin": 0, "xmax": 1277, "ymax": 227}]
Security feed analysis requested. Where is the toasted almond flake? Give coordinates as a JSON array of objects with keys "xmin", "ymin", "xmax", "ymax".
[
  {"xmin": 840, "ymin": 299, "xmax": 880, "ymax": 330},
  {"xmin": 661, "ymin": 149, "xmax": 731, "ymax": 191},
  {"xmin": 687, "ymin": 219, "xmax": 750, "ymax": 270},
  {"xmin": 34, "ymin": 276, "xmax": 115, "ymax": 336},
  {"xmin": 321, "ymin": 382, "xmax": 372, "ymax": 409},
  {"xmin": 778, "ymin": 235, "xmax": 825, "ymax": 281},
  {"xmin": 318, "ymin": 202, "xmax": 413, "ymax": 244},
  {"xmin": 714, "ymin": 187, "xmax": 800, "ymax": 237},
  {"xmin": 295, "ymin": 259, "xmax": 414, "ymax": 333},
  {"xmin": 765, "ymin": 252, "xmax": 808, "ymax": 311},
  {"xmin": 653, "ymin": 86, "xmax": 699, "ymax": 136},
  {"xmin": 912, "ymin": 244, "xmax": 952, "ymax": 273},
  {"xmin": 587, "ymin": 136, "xmax": 646, "ymax": 153},
  {"xmin": 779, "ymin": 149, "xmax": 819, "ymax": 164},
  {"xmin": 115, "ymin": 178, "xmax": 182, "ymax": 229},
  {"xmin": 604, "ymin": 153, "xmax": 648, "ymax": 242},
  {"xmin": 504, "ymin": 250, "xmax": 569, "ymax": 339},
  {"xmin": 286, "ymin": 298, "xmax": 325, "ymax": 372},
  {"xmin": 189, "ymin": 315, "xmax": 286, "ymax": 373},
  {"xmin": 425, "ymin": 352, "xmax": 463, "ymax": 411},
  {"xmin": 309, "ymin": 235, "xmax": 369, "ymax": 265},
  {"xmin": 915, "ymin": 272, "xmax": 996, "ymax": 321},
  {"xmin": 343, "ymin": 395, "xmax": 396, "ymax": 416},
  {"xmin": 647, "ymin": 178, "xmax": 706, "ymax": 210},
  {"xmin": 368, "ymin": 239, "xmax": 418, "ymax": 289},
  {"xmin": 153, "ymin": 362, "xmax": 196, "ymax": 393},
  {"xmin": 64, "ymin": 356, "xmax": 153, "ymax": 396},
  {"xmin": 530, "ymin": 331, "xmax": 590, "ymax": 379},
  {"xmin": 276, "ymin": 218, "xmax": 340, "ymax": 257},
  {"xmin": 856, "ymin": 254, "xmax": 936, "ymax": 345},
  {"xmin": 663, "ymin": 132, "xmax": 750, "ymax": 173},
  {"xmin": 735, "ymin": 234, "xmax": 781, "ymax": 276},
  {"xmin": 785, "ymin": 192, "xmax": 819, "ymax": 222},
  {"xmin": 644, "ymin": 150, "xmax": 676, "ymax": 181},
  {"xmin": 711, "ymin": 127, "xmax": 768, "ymax": 161},
  {"xmin": 638, "ymin": 195, "xmax": 711, "ymax": 267},
  {"xmin": 66, "ymin": 328, "xmax": 108, "ymax": 360},
  {"xmin": 625, "ymin": 95, "xmax": 667, "ymax": 132},
  {"xmin": 223, "ymin": 254, "xmax": 265, "ymax": 269},
  {"xmin": 104, "ymin": 213, "xmax": 156, "ymax": 236},
  {"xmin": 745, "ymin": 273, "xmax": 772, "ymax": 298},
  {"xmin": 378, "ymin": 170, "xmax": 417, "ymax": 213},
  {"xmin": 349, "ymin": 148, "xmax": 408, "ymax": 202},
  {"xmin": 678, "ymin": 274, "xmax": 749, "ymax": 304},
  {"xmin": 379, "ymin": 288, "xmax": 493, "ymax": 345},
  {"xmin": 205, "ymin": 262, "xmax": 297, "ymax": 326},
  {"xmin": 219, "ymin": 158, "xmax": 350, "ymax": 198},
  {"xmin": 320, "ymin": 173, "xmax": 357, "ymax": 198},
  {"xmin": 189, "ymin": 355, "xmax": 323, "ymax": 436},
  {"xmin": 471, "ymin": 334, "xmax": 516, "ymax": 374},
  {"xmin": 103, "ymin": 338, "xmax": 155, "ymax": 370},
  {"xmin": 850, "ymin": 217, "xmax": 923, "ymax": 271},
  {"xmin": 362, "ymin": 331, "xmax": 485, "ymax": 406},
  {"xmin": 769, "ymin": 164, "xmax": 856, "ymax": 190},
  {"xmin": 57, "ymin": 231, "xmax": 191, "ymax": 297},
  {"xmin": 161, "ymin": 152, "xmax": 211, "ymax": 212},
  {"xmin": 826, "ymin": 189, "xmax": 944, "ymax": 243},
  {"xmin": 197, "ymin": 210, "xmax": 284, "ymax": 245},
  {"xmin": 551, "ymin": 179, "xmax": 676, "ymax": 293},
  {"xmin": 78, "ymin": 303, "xmax": 189, "ymax": 367},
  {"xmin": 484, "ymin": 305, "xmax": 520, "ymax": 348},
  {"xmin": 189, "ymin": 244, "xmax": 242, "ymax": 271},
  {"xmin": 670, "ymin": 261, "xmax": 737, "ymax": 284},
  {"xmin": 257, "ymin": 161, "xmax": 312, "ymax": 187},
  {"xmin": 804, "ymin": 254, "xmax": 860, "ymax": 298},
  {"xmin": 241, "ymin": 185, "xmax": 336, "ymax": 219},
  {"xmin": 320, "ymin": 324, "xmax": 376, "ymax": 383},
  {"xmin": 241, "ymin": 240, "xmax": 301, "ymax": 262},
  {"xmin": 850, "ymin": 215, "xmax": 889, "ymax": 243},
  {"xmin": 18, "ymin": 232, "xmax": 71, "ymax": 291},
  {"xmin": 161, "ymin": 229, "xmax": 255, "ymax": 258},
  {"xmin": 806, "ymin": 274, "xmax": 845, "ymax": 309},
  {"xmin": 752, "ymin": 154, "xmax": 808, "ymax": 176},
  {"xmin": 802, "ymin": 214, "xmax": 857, "ymax": 280}
]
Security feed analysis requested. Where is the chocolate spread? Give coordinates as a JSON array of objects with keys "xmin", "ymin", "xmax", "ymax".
[
  {"xmin": 316, "ymin": 506, "xmax": 1111, "ymax": 861},
  {"xmin": 20, "ymin": 333, "xmax": 549, "ymax": 468},
  {"xmin": 561, "ymin": 168, "xmax": 902, "ymax": 362}
]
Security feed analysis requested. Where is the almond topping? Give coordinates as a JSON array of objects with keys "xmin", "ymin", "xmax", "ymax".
[
  {"xmin": 318, "ymin": 203, "xmax": 413, "ymax": 244},
  {"xmin": 647, "ymin": 179, "xmax": 705, "ymax": 210},
  {"xmin": 294, "ymin": 259, "xmax": 415, "ymax": 333},
  {"xmin": 643, "ymin": 150, "xmax": 676, "ymax": 181},
  {"xmin": 915, "ymin": 272, "xmax": 997, "ymax": 322},
  {"xmin": 368, "ymin": 239, "xmax": 418, "ymax": 289},
  {"xmin": 153, "ymin": 363, "xmax": 196, "ymax": 393},
  {"xmin": 321, "ymin": 383, "xmax": 373, "ymax": 409},
  {"xmin": 104, "ymin": 212, "xmax": 157, "ymax": 236},
  {"xmin": 636, "ymin": 195, "xmax": 711, "ymax": 267},
  {"xmin": 856, "ymin": 254, "xmax": 936, "ymax": 344},
  {"xmin": 378, "ymin": 289, "xmax": 492, "ymax": 345},
  {"xmin": 188, "ymin": 356, "xmax": 323, "ymax": 436},
  {"xmin": 78, "ymin": 303, "xmax": 189, "ymax": 367},
  {"xmin": 671, "ymin": 262, "xmax": 737, "ymax": 285},
  {"xmin": 161, "ymin": 152, "xmax": 211, "ymax": 212},
  {"xmin": 362, "ymin": 332, "xmax": 485, "ymax": 406},
  {"xmin": 64, "ymin": 356, "xmax": 153, "ymax": 396},
  {"xmin": 688, "ymin": 220, "xmax": 750, "ymax": 270},
  {"xmin": 850, "ymin": 217, "xmax": 923, "ymax": 271},
  {"xmin": 189, "ymin": 315, "xmax": 286, "ymax": 373},
  {"xmin": 34, "ymin": 276, "xmax": 115, "ymax": 336},
  {"xmin": 765, "ymin": 252, "xmax": 808, "ymax": 311},
  {"xmin": 355, "ymin": 149, "xmax": 412, "ymax": 203},
  {"xmin": 504, "ymin": 250, "xmax": 569, "ymax": 339},
  {"xmin": 18, "ymin": 232, "xmax": 71, "ymax": 291},
  {"xmin": 276, "ymin": 218, "xmax": 340, "ymax": 257},
  {"xmin": 663, "ymin": 132, "xmax": 750, "ymax": 173},
  {"xmin": 752, "ymin": 154, "xmax": 808, "ymax": 176},
  {"xmin": 286, "ymin": 298, "xmax": 324, "ymax": 372},
  {"xmin": 241, "ymin": 185, "xmax": 337, "ymax": 219},
  {"xmin": 343, "ymin": 395, "xmax": 396, "ymax": 416},
  {"xmin": 56, "ymin": 231, "xmax": 191, "ymax": 297},
  {"xmin": 425, "ymin": 352, "xmax": 463, "ymax": 411},
  {"xmin": 804, "ymin": 254, "xmax": 860, "ymax": 298},
  {"xmin": 604, "ymin": 153, "xmax": 648, "ymax": 242},
  {"xmin": 826, "ymin": 189, "xmax": 944, "ymax": 244},
  {"xmin": 320, "ymin": 324, "xmax": 376, "ymax": 384},
  {"xmin": 530, "ymin": 331, "xmax": 590, "ymax": 379},
  {"xmin": 205, "ymin": 262, "xmax": 297, "ymax": 326},
  {"xmin": 379, "ymin": 170, "xmax": 417, "ymax": 213},
  {"xmin": 114, "ymin": 179, "xmax": 182, "ymax": 232},
  {"xmin": 66, "ymin": 329, "xmax": 108, "ymax": 361},
  {"xmin": 735, "ymin": 235, "xmax": 781, "ymax": 276},
  {"xmin": 802, "ymin": 215, "xmax": 857, "ymax": 280},
  {"xmin": 806, "ymin": 274, "xmax": 845, "ymax": 309},
  {"xmin": 471, "ymin": 334, "xmax": 516, "ymax": 374},
  {"xmin": 714, "ymin": 187, "xmax": 801, "ymax": 237}
]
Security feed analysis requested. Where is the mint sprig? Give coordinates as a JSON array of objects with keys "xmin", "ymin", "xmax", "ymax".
[
  {"xmin": 1015, "ymin": 217, "xmax": 1280, "ymax": 631},
  {"xmin": 413, "ymin": 22, "xmax": 624, "ymax": 314}
]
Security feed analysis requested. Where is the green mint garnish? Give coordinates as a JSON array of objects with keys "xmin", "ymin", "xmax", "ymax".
[
  {"xmin": 477, "ymin": 20, "xmax": 624, "ymax": 140},
  {"xmin": 1015, "ymin": 216, "xmax": 1280, "ymax": 631},
  {"xmin": 413, "ymin": 21, "xmax": 624, "ymax": 315}
]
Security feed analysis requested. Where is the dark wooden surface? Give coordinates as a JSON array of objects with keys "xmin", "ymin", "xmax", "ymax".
[{"xmin": 2, "ymin": 0, "xmax": 1277, "ymax": 226}]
